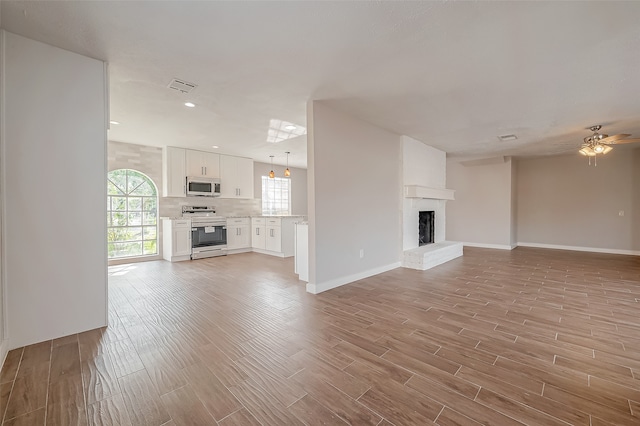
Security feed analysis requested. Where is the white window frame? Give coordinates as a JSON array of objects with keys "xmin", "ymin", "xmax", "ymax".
[
  {"xmin": 261, "ymin": 176, "xmax": 291, "ymax": 216},
  {"xmin": 107, "ymin": 169, "xmax": 158, "ymax": 259}
]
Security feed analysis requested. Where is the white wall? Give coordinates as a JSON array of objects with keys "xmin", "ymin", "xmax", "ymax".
[
  {"xmin": 517, "ymin": 150, "xmax": 639, "ymax": 253},
  {"xmin": 253, "ymin": 161, "xmax": 307, "ymax": 216},
  {"xmin": 403, "ymin": 136, "xmax": 446, "ymax": 188},
  {"xmin": 2, "ymin": 31, "xmax": 108, "ymax": 348},
  {"xmin": 0, "ymin": 29, "xmax": 6, "ymax": 366},
  {"xmin": 446, "ymin": 157, "xmax": 515, "ymax": 249},
  {"xmin": 307, "ymin": 101, "xmax": 403, "ymax": 294}
]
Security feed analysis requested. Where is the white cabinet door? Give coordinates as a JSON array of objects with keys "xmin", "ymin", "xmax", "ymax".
[
  {"xmin": 186, "ymin": 149, "xmax": 220, "ymax": 178},
  {"xmin": 230, "ymin": 225, "xmax": 250, "ymax": 249},
  {"xmin": 266, "ymin": 226, "xmax": 282, "ymax": 252},
  {"xmin": 227, "ymin": 218, "xmax": 251, "ymax": 250},
  {"xmin": 162, "ymin": 147, "xmax": 186, "ymax": 197},
  {"xmin": 173, "ymin": 226, "xmax": 192, "ymax": 257},
  {"xmin": 234, "ymin": 156, "xmax": 254, "ymax": 198},
  {"xmin": 220, "ymin": 155, "xmax": 254, "ymax": 199},
  {"xmin": 251, "ymin": 218, "xmax": 266, "ymax": 249},
  {"xmin": 163, "ymin": 218, "xmax": 191, "ymax": 261}
]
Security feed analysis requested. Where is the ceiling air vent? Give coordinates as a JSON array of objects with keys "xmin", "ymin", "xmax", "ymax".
[
  {"xmin": 167, "ymin": 78, "xmax": 197, "ymax": 94},
  {"xmin": 498, "ymin": 134, "xmax": 518, "ymax": 142}
]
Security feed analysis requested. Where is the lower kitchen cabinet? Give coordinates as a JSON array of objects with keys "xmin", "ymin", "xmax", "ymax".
[
  {"xmin": 251, "ymin": 217, "xmax": 300, "ymax": 257},
  {"xmin": 227, "ymin": 217, "xmax": 251, "ymax": 252},
  {"xmin": 251, "ymin": 217, "xmax": 267, "ymax": 250},
  {"xmin": 162, "ymin": 218, "xmax": 192, "ymax": 262},
  {"xmin": 265, "ymin": 224, "xmax": 282, "ymax": 253}
]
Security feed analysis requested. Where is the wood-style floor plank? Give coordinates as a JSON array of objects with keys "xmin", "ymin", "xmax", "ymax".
[{"xmin": 1, "ymin": 248, "xmax": 640, "ymax": 425}]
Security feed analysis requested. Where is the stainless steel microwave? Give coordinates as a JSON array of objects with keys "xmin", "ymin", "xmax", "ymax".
[{"xmin": 186, "ymin": 176, "xmax": 221, "ymax": 197}]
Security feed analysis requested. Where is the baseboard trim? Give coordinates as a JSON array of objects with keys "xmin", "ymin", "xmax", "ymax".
[
  {"xmin": 0, "ymin": 339, "xmax": 8, "ymax": 377},
  {"xmin": 307, "ymin": 261, "xmax": 402, "ymax": 294},
  {"xmin": 462, "ymin": 242, "xmax": 515, "ymax": 250},
  {"xmin": 252, "ymin": 248, "xmax": 286, "ymax": 258},
  {"xmin": 517, "ymin": 242, "xmax": 640, "ymax": 256}
]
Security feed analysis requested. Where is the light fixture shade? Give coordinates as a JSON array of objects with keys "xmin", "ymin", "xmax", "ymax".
[
  {"xmin": 579, "ymin": 146, "xmax": 596, "ymax": 156},
  {"xmin": 269, "ymin": 155, "xmax": 275, "ymax": 178},
  {"xmin": 284, "ymin": 151, "xmax": 291, "ymax": 178},
  {"xmin": 601, "ymin": 145, "xmax": 613, "ymax": 154}
]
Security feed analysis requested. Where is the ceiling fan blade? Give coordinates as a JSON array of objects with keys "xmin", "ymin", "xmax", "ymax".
[
  {"xmin": 601, "ymin": 133, "xmax": 631, "ymax": 143},
  {"xmin": 608, "ymin": 138, "xmax": 640, "ymax": 145}
]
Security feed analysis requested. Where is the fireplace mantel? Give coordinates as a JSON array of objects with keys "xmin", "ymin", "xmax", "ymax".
[{"xmin": 404, "ymin": 185, "xmax": 455, "ymax": 200}]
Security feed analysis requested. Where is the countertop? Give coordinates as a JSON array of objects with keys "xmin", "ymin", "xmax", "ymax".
[{"xmin": 162, "ymin": 215, "xmax": 306, "ymax": 220}]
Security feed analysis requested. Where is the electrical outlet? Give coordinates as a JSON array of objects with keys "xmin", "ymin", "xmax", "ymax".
[
  {"xmin": 359, "ymin": 249, "xmax": 364, "ymax": 259},
  {"xmin": 619, "ymin": 210, "xmax": 625, "ymax": 217}
]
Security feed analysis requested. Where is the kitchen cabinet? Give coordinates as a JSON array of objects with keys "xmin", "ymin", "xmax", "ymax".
[
  {"xmin": 220, "ymin": 155, "xmax": 254, "ymax": 199},
  {"xmin": 162, "ymin": 146, "xmax": 186, "ymax": 197},
  {"xmin": 186, "ymin": 149, "xmax": 220, "ymax": 178},
  {"xmin": 251, "ymin": 217, "xmax": 266, "ymax": 250},
  {"xmin": 251, "ymin": 217, "xmax": 300, "ymax": 257},
  {"xmin": 266, "ymin": 219, "xmax": 282, "ymax": 253},
  {"xmin": 162, "ymin": 218, "xmax": 192, "ymax": 262},
  {"xmin": 227, "ymin": 218, "xmax": 251, "ymax": 251}
]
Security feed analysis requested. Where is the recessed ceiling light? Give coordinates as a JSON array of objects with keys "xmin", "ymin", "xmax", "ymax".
[
  {"xmin": 184, "ymin": 102, "xmax": 195, "ymax": 108},
  {"xmin": 498, "ymin": 134, "xmax": 518, "ymax": 141},
  {"xmin": 212, "ymin": 145, "xmax": 219, "ymax": 149},
  {"xmin": 110, "ymin": 120, "xmax": 120, "ymax": 125}
]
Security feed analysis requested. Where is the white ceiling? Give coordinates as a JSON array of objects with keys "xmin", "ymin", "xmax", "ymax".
[{"xmin": 3, "ymin": 1, "xmax": 640, "ymax": 168}]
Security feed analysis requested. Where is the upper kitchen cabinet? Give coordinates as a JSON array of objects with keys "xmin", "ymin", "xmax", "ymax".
[
  {"xmin": 220, "ymin": 155, "xmax": 254, "ymax": 199},
  {"xmin": 162, "ymin": 146, "xmax": 186, "ymax": 197},
  {"xmin": 186, "ymin": 149, "xmax": 220, "ymax": 178}
]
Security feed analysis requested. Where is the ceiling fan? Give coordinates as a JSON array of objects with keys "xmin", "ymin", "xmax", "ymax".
[{"xmin": 579, "ymin": 125, "xmax": 640, "ymax": 165}]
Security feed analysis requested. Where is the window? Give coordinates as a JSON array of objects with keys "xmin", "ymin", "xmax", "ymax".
[
  {"xmin": 107, "ymin": 169, "xmax": 158, "ymax": 258},
  {"xmin": 262, "ymin": 176, "xmax": 290, "ymax": 216}
]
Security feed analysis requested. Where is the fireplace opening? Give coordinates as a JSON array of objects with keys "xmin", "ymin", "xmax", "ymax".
[{"xmin": 419, "ymin": 211, "xmax": 435, "ymax": 246}]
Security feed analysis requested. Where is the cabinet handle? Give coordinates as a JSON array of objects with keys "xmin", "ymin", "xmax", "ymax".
[
  {"xmin": 205, "ymin": 166, "xmax": 207, "ymax": 175},
  {"xmin": 256, "ymin": 228, "xmax": 259, "ymax": 236}
]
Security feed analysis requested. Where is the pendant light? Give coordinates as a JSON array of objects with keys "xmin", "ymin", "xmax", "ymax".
[
  {"xmin": 284, "ymin": 151, "xmax": 291, "ymax": 177},
  {"xmin": 269, "ymin": 155, "xmax": 275, "ymax": 178}
]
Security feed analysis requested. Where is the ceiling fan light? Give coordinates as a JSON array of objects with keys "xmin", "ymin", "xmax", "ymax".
[
  {"xmin": 579, "ymin": 146, "xmax": 595, "ymax": 156},
  {"xmin": 593, "ymin": 144, "xmax": 605, "ymax": 153},
  {"xmin": 601, "ymin": 145, "xmax": 613, "ymax": 154}
]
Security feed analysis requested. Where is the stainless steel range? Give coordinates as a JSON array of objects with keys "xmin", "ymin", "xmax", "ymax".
[{"xmin": 182, "ymin": 206, "xmax": 227, "ymax": 259}]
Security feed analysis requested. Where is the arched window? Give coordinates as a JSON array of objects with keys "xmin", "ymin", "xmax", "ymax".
[{"xmin": 107, "ymin": 169, "xmax": 158, "ymax": 259}]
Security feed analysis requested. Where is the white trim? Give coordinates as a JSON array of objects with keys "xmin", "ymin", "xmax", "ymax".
[
  {"xmin": 0, "ymin": 340, "xmax": 8, "ymax": 377},
  {"xmin": 404, "ymin": 185, "xmax": 455, "ymax": 200},
  {"xmin": 306, "ymin": 261, "xmax": 401, "ymax": 294},
  {"xmin": 462, "ymin": 242, "xmax": 515, "ymax": 250},
  {"xmin": 108, "ymin": 254, "xmax": 162, "ymax": 266},
  {"xmin": 517, "ymin": 242, "xmax": 640, "ymax": 256},
  {"xmin": 252, "ymin": 248, "xmax": 286, "ymax": 258}
]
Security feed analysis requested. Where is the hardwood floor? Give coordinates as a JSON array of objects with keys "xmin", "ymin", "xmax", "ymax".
[{"xmin": 2, "ymin": 247, "xmax": 640, "ymax": 425}]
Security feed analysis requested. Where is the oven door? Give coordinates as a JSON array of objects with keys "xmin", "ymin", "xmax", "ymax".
[{"xmin": 191, "ymin": 224, "xmax": 227, "ymax": 258}]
